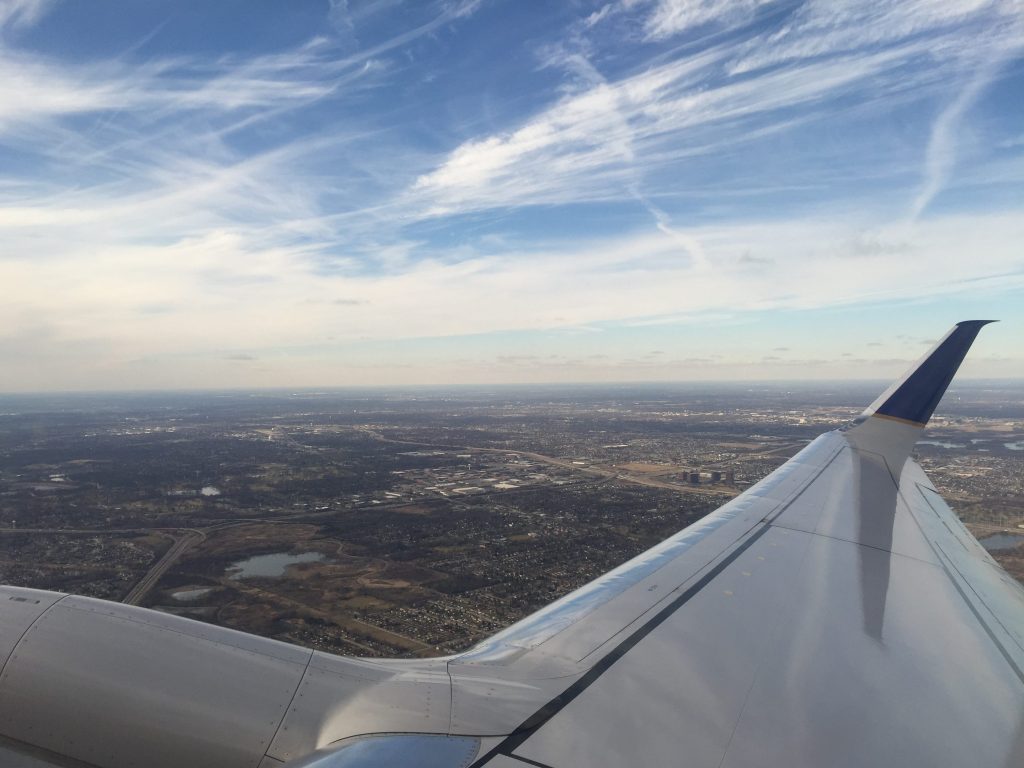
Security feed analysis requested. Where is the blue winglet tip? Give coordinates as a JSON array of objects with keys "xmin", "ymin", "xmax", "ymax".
[
  {"xmin": 957, "ymin": 319, "xmax": 998, "ymax": 327},
  {"xmin": 869, "ymin": 320, "xmax": 996, "ymax": 427}
]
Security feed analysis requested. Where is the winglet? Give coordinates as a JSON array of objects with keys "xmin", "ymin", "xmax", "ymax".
[
  {"xmin": 846, "ymin": 321, "xmax": 995, "ymax": 476},
  {"xmin": 858, "ymin": 320, "xmax": 996, "ymax": 427}
]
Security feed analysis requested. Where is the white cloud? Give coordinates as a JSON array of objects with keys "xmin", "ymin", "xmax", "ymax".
[
  {"xmin": 447, "ymin": 0, "xmax": 483, "ymax": 19},
  {"xmin": 0, "ymin": 45, "xmax": 351, "ymax": 139},
  {"xmin": 644, "ymin": 0, "xmax": 771, "ymax": 40},
  {"xmin": 584, "ymin": 4, "xmax": 615, "ymax": 28},
  {"xmin": 407, "ymin": 39, "xmax": 939, "ymax": 218},
  {"xmin": 908, "ymin": 24, "xmax": 1024, "ymax": 218},
  {"xmin": 0, "ymin": 0, "xmax": 488, "ymax": 138},
  {"xmin": 328, "ymin": 0, "xmax": 358, "ymax": 44},
  {"xmin": 2, "ymin": 206, "xmax": 1022, "ymax": 388},
  {"xmin": 728, "ymin": 0, "xmax": 1018, "ymax": 74},
  {"xmin": 0, "ymin": 0, "xmax": 54, "ymax": 32},
  {"xmin": 0, "ymin": 52, "xmax": 124, "ymax": 127},
  {"xmin": 405, "ymin": 0, "xmax": 1020, "ymax": 237},
  {"xmin": 907, "ymin": 63, "xmax": 995, "ymax": 220}
]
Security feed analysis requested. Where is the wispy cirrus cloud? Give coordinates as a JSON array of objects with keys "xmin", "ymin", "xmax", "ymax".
[
  {"xmin": 908, "ymin": 60, "xmax": 998, "ymax": 220},
  {"xmin": 727, "ymin": 0, "xmax": 1017, "ymax": 74},
  {"xmin": 0, "ymin": 41, "xmax": 363, "ymax": 138},
  {"xmin": 908, "ymin": 27, "xmax": 1023, "ymax": 218},
  {"xmin": 0, "ymin": 0, "xmax": 53, "ymax": 32},
  {"xmin": 407, "ymin": 40, "xmax": 941, "ymax": 218},
  {"xmin": 406, "ymin": 0, "xmax": 1022, "ymax": 238},
  {"xmin": 643, "ymin": 0, "xmax": 772, "ymax": 40}
]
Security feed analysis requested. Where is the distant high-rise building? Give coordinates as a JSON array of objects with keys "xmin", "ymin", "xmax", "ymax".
[
  {"xmin": 710, "ymin": 471, "xmax": 722, "ymax": 483},
  {"xmin": 688, "ymin": 472, "xmax": 700, "ymax": 484}
]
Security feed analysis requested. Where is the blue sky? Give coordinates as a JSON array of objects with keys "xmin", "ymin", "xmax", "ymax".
[{"xmin": 0, "ymin": 0, "xmax": 1021, "ymax": 390}]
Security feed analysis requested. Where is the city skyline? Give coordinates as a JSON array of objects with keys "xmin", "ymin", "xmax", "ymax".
[{"xmin": 1, "ymin": 0, "xmax": 1022, "ymax": 391}]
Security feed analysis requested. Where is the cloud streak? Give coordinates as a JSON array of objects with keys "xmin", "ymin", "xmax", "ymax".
[
  {"xmin": 908, "ymin": 38, "xmax": 1022, "ymax": 219},
  {"xmin": 643, "ymin": 0, "xmax": 771, "ymax": 40},
  {"xmin": 0, "ymin": 0, "xmax": 53, "ymax": 32}
]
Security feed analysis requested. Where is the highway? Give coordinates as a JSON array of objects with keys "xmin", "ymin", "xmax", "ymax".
[{"xmin": 122, "ymin": 531, "xmax": 204, "ymax": 606}]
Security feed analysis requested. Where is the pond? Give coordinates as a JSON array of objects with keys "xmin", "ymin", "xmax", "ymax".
[
  {"xmin": 228, "ymin": 551, "xmax": 325, "ymax": 579},
  {"xmin": 979, "ymin": 533, "xmax": 1024, "ymax": 552},
  {"xmin": 918, "ymin": 440, "xmax": 965, "ymax": 449},
  {"xmin": 171, "ymin": 587, "xmax": 214, "ymax": 601}
]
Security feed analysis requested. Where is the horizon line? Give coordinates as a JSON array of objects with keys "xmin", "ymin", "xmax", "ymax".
[{"xmin": 1, "ymin": 376, "xmax": 1022, "ymax": 398}]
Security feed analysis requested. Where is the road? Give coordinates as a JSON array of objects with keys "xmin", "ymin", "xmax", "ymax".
[{"xmin": 122, "ymin": 531, "xmax": 204, "ymax": 606}]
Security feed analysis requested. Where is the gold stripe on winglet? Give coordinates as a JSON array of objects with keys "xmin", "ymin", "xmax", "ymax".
[{"xmin": 872, "ymin": 413, "xmax": 927, "ymax": 428}]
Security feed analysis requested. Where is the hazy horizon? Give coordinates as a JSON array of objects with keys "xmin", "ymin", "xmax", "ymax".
[{"xmin": 3, "ymin": 376, "xmax": 1023, "ymax": 398}]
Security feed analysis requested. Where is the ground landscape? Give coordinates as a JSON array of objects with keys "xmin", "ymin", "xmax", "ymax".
[{"xmin": 1, "ymin": 382, "xmax": 1022, "ymax": 658}]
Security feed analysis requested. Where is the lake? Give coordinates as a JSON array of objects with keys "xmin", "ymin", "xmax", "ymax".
[{"xmin": 228, "ymin": 551, "xmax": 325, "ymax": 579}]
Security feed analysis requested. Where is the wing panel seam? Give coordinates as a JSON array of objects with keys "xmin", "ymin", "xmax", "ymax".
[
  {"xmin": 0, "ymin": 594, "xmax": 71, "ymax": 684},
  {"xmin": 264, "ymin": 648, "xmax": 316, "ymax": 764},
  {"xmin": 0, "ymin": 732, "xmax": 104, "ymax": 768},
  {"xmin": 931, "ymin": 545, "xmax": 1024, "ymax": 682},
  {"xmin": 766, "ymin": 521, "xmax": 940, "ymax": 567},
  {"xmin": 898, "ymin": 474, "xmax": 1024, "ymax": 683}
]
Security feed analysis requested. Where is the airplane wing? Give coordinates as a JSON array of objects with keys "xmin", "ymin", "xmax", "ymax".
[{"xmin": 1, "ymin": 320, "xmax": 1021, "ymax": 768}]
